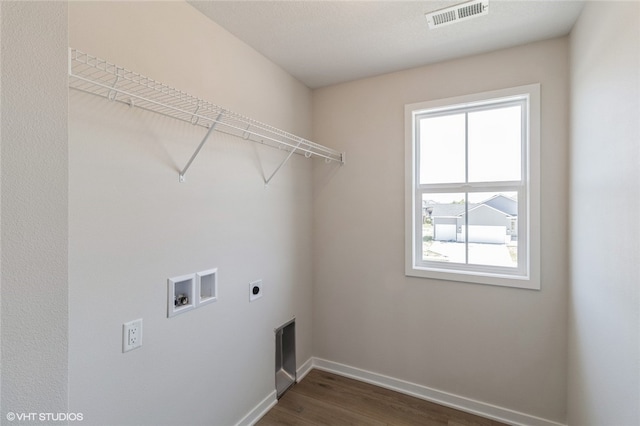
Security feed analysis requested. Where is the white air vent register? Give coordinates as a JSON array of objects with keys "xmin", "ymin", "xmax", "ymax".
[{"xmin": 425, "ymin": 0, "xmax": 489, "ymax": 29}]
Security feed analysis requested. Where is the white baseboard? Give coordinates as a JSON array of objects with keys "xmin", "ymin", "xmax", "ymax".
[
  {"xmin": 234, "ymin": 390, "xmax": 277, "ymax": 426},
  {"xmin": 237, "ymin": 356, "xmax": 566, "ymax": 426},
  {"xmin": 296, "ymin": 357, "xmax": 314, "ymax": 382},
  {"xmin": 311, "ymin": 357, "xmax": 566, "ymax": 426},
  {"xmin": 234, "ymin": 358, "xmax": 314, "ymax": 426}
]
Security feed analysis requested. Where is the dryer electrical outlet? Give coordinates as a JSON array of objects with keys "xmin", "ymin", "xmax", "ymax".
[{"xmin": 249, "ymin": 280, "xmax": 263, "ymax": 302}]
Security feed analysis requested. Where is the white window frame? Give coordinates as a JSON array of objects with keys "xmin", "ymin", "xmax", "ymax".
[{"xmin": 404, "ymin": 84, "xmax": 540, "ymax": 290}]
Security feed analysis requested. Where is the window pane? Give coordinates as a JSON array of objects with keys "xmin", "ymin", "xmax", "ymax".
[
  {"xmin": 422, "ymin": 193, "xmax": 466, "ymax": 264},
  {"xmin": 468, "ymin": 106, "xmax": 521, "ymax": 182},
  {"xmin": 466, "ymin": 192, "xmax": 518, "ymax": 268},
  {"xmin": 419, "ymin": 114, "xmax": 465, "ymax": 184}
]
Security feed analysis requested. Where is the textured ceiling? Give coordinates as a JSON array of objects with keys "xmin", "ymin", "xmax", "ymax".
[{"xmin": 189, "ymin": 1, "xmax": 585, "ymax": 89}]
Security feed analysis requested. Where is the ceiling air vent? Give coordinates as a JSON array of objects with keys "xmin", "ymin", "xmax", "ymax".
[{"xmin": 425, "ymin": 0, "xmax": 489, "ymax": 29}]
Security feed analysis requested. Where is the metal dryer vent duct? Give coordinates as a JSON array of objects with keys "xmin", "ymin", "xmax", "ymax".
[{"xmin": 425, "ymin": 0, "xmax": 490, "ymax": 29}]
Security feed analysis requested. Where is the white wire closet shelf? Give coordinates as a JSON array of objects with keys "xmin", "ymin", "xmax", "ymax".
[{"xmin": 68, "ymin": 48, "xmax": 345, "ymax": 184}]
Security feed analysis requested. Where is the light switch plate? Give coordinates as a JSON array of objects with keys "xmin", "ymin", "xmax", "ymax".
[{"xmin": 123, "ymin": 319, "xmax": 143, "ymax": 352}]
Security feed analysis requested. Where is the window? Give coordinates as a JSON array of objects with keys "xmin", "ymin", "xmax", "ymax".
[{"xmin": 405, "ymin": 84, "xmax": 540, "ymax": 289}]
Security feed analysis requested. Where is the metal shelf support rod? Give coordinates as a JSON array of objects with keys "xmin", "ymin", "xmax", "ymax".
[
  {"xmin": 179, "ymin": 112, "xmax": 224, "ymax": 182},
  {"xmin": 264, "ymin": 140, "xmax": 303, "ymax": 187}
]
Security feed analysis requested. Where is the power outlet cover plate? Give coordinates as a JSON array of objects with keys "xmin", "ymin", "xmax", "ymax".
[{"xmin": 123, "ymin": 319, "xmax": 143, "ymax": 352}]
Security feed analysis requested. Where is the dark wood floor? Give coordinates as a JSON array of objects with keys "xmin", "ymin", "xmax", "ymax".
[{"xmin": 257, "ymin": 369, "xmax": 508, "ymax": 426}]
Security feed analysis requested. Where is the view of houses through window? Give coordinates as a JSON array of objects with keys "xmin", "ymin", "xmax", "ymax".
[{"xmin": 422, "ymin": 192, "xmax": 518, "ymax": 268}]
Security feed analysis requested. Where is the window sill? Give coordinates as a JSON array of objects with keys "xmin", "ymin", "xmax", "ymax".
[{"xmin": 405, "ymin": 264, "xmax": 540, "ymax": 290}]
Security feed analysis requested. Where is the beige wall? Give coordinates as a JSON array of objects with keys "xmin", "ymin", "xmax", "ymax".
[
  {"xmin": 4, "ymin": 2, "xmax": 638, "ymax": 425},
  {"xmin": 312, "ymin": 37, "xmax": 569, "ymax": 423},
  {"xmin": 568, "ymin": 2, "xmax": 640, "ymax": 425},
  {"xmin": 68, "ymin": 2, "xmax": 313, "ymax": 425},
  {"xmin": 1, "ymin": 1, "xmax": 69, "ymax": 419}
]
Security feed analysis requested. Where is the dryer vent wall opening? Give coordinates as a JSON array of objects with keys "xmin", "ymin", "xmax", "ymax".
[{"xmin": 275, "ymin": 319, "xmax": 296, "ymax": 398}]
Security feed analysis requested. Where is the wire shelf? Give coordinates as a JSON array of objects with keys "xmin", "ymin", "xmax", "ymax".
[{"xmin": 68, "ymin": 48, "xmax": 344, "ymax": 182}]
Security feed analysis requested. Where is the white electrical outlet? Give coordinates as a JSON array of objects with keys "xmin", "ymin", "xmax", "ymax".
[{"xmin": 123, "ymin": 319, "xmax": 143, "ymax": 353}]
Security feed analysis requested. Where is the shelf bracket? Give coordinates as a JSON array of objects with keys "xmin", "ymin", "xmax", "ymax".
[
  {"xmin": 179, "ymin": 112, "xmax": 224, "ymax": 182},
  {"xmin": 107, "ymin": 74, "xmax": 121, "ymax": 102},
  {"xmin": 264, "ymin": 140, "xmax": 303, "ymax": 187}
]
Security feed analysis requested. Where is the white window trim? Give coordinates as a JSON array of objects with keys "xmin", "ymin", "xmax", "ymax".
[{"xmin": 404, "ymin": 84, "xmax": 540, "ymax": 290}]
